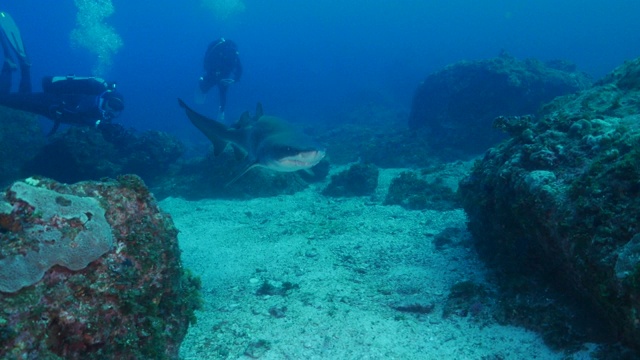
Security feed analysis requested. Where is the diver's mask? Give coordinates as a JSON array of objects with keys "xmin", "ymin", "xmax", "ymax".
[{"xmin": 98, "ymin": 90, "xmax": 124, "ymax": 120}]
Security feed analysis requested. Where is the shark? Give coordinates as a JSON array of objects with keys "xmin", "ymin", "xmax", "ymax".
[{"xmin": 178, "ymin": 99, "xmax": 326, "ymax": 184}]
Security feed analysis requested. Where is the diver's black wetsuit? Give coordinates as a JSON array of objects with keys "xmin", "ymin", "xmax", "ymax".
[
  {"xmin": 199, "ymin": 38, "xmax": 242, "ymax": 117},
  {"xmin": 0, "ymin": 89, "xmax": 105, "ymax": 126},
  {"xmin": 0, "ymin": 12, "xmax": 123, "ymax": 134},
  {"xmin": 0, "ymin": 74, "xmax": 124, "ymax": 133},
  {"xmin": 0, "ymin": 73, "xmax": 124, "ymax": 134}
]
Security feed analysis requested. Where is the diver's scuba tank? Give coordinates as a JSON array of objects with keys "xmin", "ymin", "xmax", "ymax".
[{"xmin": 42, "ymin": 75, "xmax": 115, "ymax": 95}]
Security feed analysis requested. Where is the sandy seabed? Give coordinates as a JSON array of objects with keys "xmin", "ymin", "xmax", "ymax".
[{"xmin": 160, "ymin": 169, "xmax": 594, "ymax": 360}]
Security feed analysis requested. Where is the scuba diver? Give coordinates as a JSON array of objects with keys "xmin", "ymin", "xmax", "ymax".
[
  {"xmin": 0, "ymin": 11, "xmax": 124, "ymax": 135},
  {"xmin": 196, "ymin": 37, "xmax": 242, "ymax": 121}
]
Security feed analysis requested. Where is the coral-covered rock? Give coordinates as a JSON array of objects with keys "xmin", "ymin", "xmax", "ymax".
[
  {"xmin": 24, "ymin": 127, "xmax": 121, "ymax": 183},
  {"xmin": 120, "ymin": 130, "xmax": 185, "ymax": 186},
  {"xmin": 0, "ymin": 181, "xmax": 114, "ymax": 293},
  {"xmin": 322, "ymin": 163, "xmax": 379, "ymax": 197},
  {"xmin": 24, "ymin": 125, "xmax": 184, "ymax": 186},
  {"xmin": 458, "ymin": 57, "xmax": 640, "ymax": 351},
  {"xmin": 0, "ymin": 175, "xmax": 201, "ymax": 359},
  {"xmin": 409, "ymin": 52, "xmax": 592, "ymax": 156},
  {"xmin": 384, "ymin": 168, "xmax": 462, "ymax": 211}
]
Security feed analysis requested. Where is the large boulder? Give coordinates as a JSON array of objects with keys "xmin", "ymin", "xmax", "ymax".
[
  {"xmin": 409, "ymin": 52, "xmax": 592, "ymax": 156},
  {"xmin": 458, "ymin": 57, "xmax": 640, "ymax": 351},
  {"xmin": 0, "ymin": 175, "xmax": 201, "ymax": 359}
]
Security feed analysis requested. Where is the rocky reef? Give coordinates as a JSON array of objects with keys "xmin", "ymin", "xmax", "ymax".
[
  {"xmin": 384, "ymin": 170, "xmax": 460, "ymax": 211},
  {"xmin": 0, "ymin": 108, "xmax": 44, "ymax": 188},
  {"xmin": 458, "ymin": 57, "xmax": 640, "ymax": 351},
  {"xmin": 322, "ymin": 163, "xmax": 379, "ymax": 197},
  {"xmin": 23, "ymin": 125, "xmax": 184, "ymax": 187},
  {"xmin": 316, "ymin": 101, "xmax": 441, "ymax": 167},
  {"xmin": 382, "ymin": 162, "xmax": 470, "ymax": 211},
  {"xmin": 409, "ymin": 52, "xmax": 592, "ymax": 156},
  {"xmin": 0, "ymin": 175, "xmax": 201, "ymax": 359}
]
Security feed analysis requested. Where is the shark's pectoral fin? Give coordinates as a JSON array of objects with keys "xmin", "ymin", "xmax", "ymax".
[
  {"xmin": 231, "ymin": 144, "xmax": 247, "ymax": 161},
  {"xmin": 178, "ymin": 98, "xmax": 230, "ymax": 156},
  {"xmin": 212, "ymin": 138, "xmax": 228, "ymax": 156},
  {"xmin": 225, "ymin": 159, "xmax": 260, "ymax": 187}
]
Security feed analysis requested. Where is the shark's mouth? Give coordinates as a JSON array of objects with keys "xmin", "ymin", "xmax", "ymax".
[{"xmin": 269, "ymin": 150, "xmax": 326, "ymax": 172}]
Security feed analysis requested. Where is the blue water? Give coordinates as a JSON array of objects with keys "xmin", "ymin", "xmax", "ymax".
[{"xmin": 3, "ymin": 1, "xmax": 640, "ymax": 146}]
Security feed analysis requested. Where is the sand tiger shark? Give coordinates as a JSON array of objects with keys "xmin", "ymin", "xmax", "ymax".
[{"xmin": 178, "ymin": 99, "xmax": 326, "ymax": 184}]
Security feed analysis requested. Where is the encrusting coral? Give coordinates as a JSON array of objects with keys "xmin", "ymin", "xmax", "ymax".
[{"xmin": 0, "ymin": 175, "xmax": 201, "ymax": 359}]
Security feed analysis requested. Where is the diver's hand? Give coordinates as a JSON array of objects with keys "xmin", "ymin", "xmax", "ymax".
[{"xmin": 220, "ymin": 78, "xmax": 235, "ymax": 86}]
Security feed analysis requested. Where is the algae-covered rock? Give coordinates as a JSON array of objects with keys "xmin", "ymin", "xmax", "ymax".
[
  {"xmin": 384, "ymin": 170, "xmax": 460, "ymax": 211},
  {"xmin": 409, "ymin": 52, "xmax": 592, "ymax": 156},
  {"xmin": 0, "ymin": 175, "xmax": 201, "ymax": 359},
  {"xmin": 458, "ymin": 56, "xmax": 640, "ymax": 352},
  {"xmin": 322, "ymin": 163, "xmax": 379, "ymax": 197},
  {"xmin": 24, "ymin": 125, "xmax": 184, "ymax": 186}
]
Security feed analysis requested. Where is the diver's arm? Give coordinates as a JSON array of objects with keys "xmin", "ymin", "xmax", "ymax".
[{"xmin": 65, "ymin": 95, "xmax": 103, "ymax": 126}]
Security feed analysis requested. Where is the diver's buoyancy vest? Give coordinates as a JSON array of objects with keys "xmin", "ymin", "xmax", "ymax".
[{"xmin": 42, "ymin": 75, "xmax": 113, "ymax": 95}]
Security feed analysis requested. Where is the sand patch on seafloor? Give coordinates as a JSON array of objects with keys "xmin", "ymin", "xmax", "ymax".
[{"xmin": 160, "ymin": 169, "xmax": 573, "ymax": 360}]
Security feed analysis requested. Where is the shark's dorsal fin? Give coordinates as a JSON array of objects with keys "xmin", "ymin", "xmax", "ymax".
[
  {"xmin": 231, "ymin": 144, "xmax": 246, "ymax": 161},
  {"xmin": 235, "ymin": 110, "xmax": 253, "ymax": 128}
]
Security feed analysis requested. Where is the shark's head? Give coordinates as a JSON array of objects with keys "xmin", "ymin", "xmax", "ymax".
[
  {"xmin": 250, "ymin": 115, "xmax": 326, "ymax": 172},
  {"xmin": 263, "ymin": 145, "xmax": 326, "ymax": 172}
]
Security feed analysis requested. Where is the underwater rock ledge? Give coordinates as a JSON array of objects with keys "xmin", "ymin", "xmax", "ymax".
[
  {"xmin": 458, "ymin": 57, "xmax": 640, "ymax": 352},
  {"xmin": 0, "ymin": 175, "xmax": 201, "ymax": 360},
  {"xmin": 409, "ymin": 52, "xmax": 592, "ymax": 156}
]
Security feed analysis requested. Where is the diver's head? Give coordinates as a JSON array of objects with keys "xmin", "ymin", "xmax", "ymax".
[{"xmin": 99, "ymin": 90, "xmax": 124, "ymax": 119}]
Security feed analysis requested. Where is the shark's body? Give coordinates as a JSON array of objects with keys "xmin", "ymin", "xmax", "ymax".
[{"xmin": 178, "ymin": 99, "xmax": 326, "ymax": 182}]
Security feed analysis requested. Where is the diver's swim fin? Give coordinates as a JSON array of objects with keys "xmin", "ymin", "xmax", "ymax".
[{"xmin": 0, "ymin": 12, "xmax": 28, "ymax": 63}]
